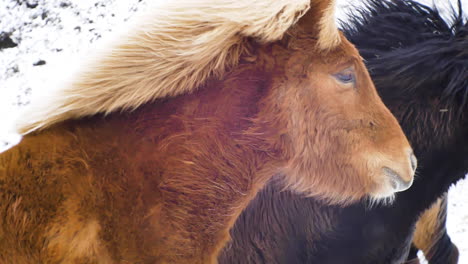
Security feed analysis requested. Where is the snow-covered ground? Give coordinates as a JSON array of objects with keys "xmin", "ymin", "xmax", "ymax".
[
  {"xmin": 448, "ymin": 179, "xmax": 468, "ymax": 264},
  {"xmin": 0, "ymin": 0, "xmax": 466, "ymax": 263}
]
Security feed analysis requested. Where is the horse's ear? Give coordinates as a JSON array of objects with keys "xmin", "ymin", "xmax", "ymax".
[{"xmin": 297, "ymin": 0, "xmax": 341, "ymax": 50}]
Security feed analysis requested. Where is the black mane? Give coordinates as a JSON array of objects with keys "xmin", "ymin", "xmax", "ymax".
[{"xmin": 342, "ymin": 0, "xmax": 468, "ymax": 111}]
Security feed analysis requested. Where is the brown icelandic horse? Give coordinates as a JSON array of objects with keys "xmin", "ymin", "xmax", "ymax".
[
  {"xmin": 218, "ymin": 1, "xmax": 467, "ymax": 263},
  {"xmin": 0, "ymin": 0, "xmax": 416, "ymax": 263}
]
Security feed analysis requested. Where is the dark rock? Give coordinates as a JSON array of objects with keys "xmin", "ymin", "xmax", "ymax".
[
  {"xmin": 2, "ymin": 141, "xmax": 10, "ymax": 148},
  {"xmin": 26, "ymin": 0, "xmax": 38, "ymax": 8},
  {"xmin": 24, "ymin": 88, "xmax": 32, "ymax": 96},
  {"xmin": 59, "ymin": 1, "xmax": 71, "ymax": 8},
  {"xmin": 33, "ymin": 60, "xmax": 46, "ymax": 66},
  {"xmin": 8, "ymin": 65, "xmax": 20, "ymax": 74},
  {"xmin": 6, "ymin": 65, "xmax": 20, "ymax": 76},
  {"xmin": 0, "ymin": 33, "xmax": 18, "ymax": 50}
]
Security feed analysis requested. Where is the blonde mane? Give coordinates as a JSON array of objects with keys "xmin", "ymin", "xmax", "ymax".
[{"xmin": 14, "ymin": 0, "xmax": 314, "ymax": 134}]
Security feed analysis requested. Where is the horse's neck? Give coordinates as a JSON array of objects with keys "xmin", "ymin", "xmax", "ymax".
[
  {"xmin": 77, "ymin": 63, "xmax": 281, "ymax": 262},
  {"xmin": 148, "ymin": 68, "xmax": 279, "ymax": 262}
]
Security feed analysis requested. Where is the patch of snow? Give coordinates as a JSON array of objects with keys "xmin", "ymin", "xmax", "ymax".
[
  {"xmin": 0, "ymin": 0, "xmax": 147, "ymax": 110},
  {"xmin": 448, "ymin": 179, "xmax": 468, "ymax": 264}
]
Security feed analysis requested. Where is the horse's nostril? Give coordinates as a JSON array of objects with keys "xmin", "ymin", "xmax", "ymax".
[
  {"xmin": 383, "ymin": 167, "xmax": 412, "ymax": 192},
  {"xmin": 409, "ymin": 152, "xmax": 417, "ymax": 172}
]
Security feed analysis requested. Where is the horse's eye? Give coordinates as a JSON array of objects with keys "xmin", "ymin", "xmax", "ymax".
[{"xmin": 334, "ymin": 71, "xmax": 355, "ymax": 84}]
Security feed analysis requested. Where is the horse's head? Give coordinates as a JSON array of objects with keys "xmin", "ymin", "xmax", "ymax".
[
  {"xmin": 344, "ymin": 0, "xmax": 468, "ymax": 170},
  {"xmin": 255, "ymin": 0, "xmax": 416, "ymax": 204}
]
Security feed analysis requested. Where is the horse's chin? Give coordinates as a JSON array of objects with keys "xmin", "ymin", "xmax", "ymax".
[
  {"xmin": 365, "ymin": 193, "xmax": 396, "ymax": 209},
  {"xmin": 366, "ymin": 185, "xmax": 397, "ymax": 208}
]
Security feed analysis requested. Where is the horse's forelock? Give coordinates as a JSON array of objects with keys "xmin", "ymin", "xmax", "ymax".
[
  {"xmin": 316, "ymin": 0, "xmax": 341, "ymax": 50},
  {"xmin": 294, "ymin": 0, "xmax": 341, "ymax": 51}
]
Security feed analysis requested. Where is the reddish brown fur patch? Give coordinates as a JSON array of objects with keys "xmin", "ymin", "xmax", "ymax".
[
  {"xmin": 412, "ymin": 193, "xmax": 458, "ymax": 263},
  {"xmin": 413, "ymin": 196, "xmax": 445, "ymax": 254},
  {"xmin": 46, "ymin": 201, "xmax": 112, "ymax": 263}
]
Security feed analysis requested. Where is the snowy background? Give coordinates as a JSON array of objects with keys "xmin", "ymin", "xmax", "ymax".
[{"xmin": 0, "ymin": 0, "xmax": 466, "ymax": 263}]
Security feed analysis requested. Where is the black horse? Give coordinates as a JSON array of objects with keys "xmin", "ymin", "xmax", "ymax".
[{"xmin": 219, "ymin": 0, "xmax": 468, "ymax": 263}]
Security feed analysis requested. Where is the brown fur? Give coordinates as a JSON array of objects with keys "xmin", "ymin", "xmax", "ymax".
[
  {"xmin": 409, "ymin": 193, "xmax": 459, "ymax": 264},
  {"xmin": 0, "ymin": 0, "xmax": 414, "ymax": 263},
  {"xmin": 413, "ymin": 196, "xmax": 446, "ymax": 256}
]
